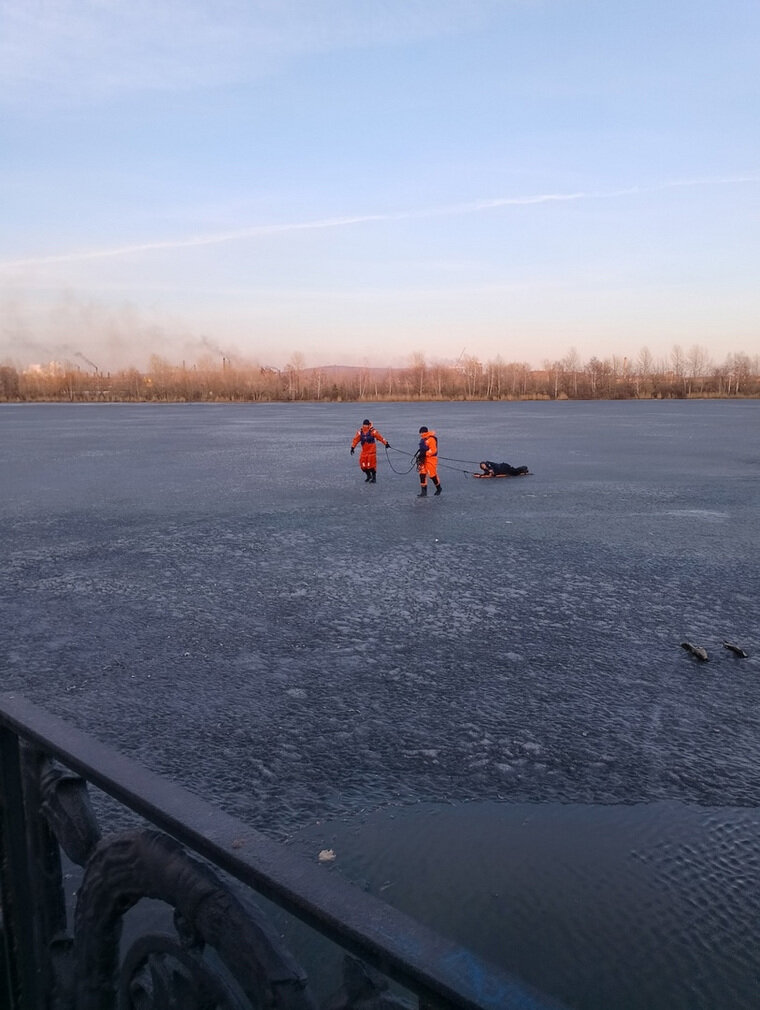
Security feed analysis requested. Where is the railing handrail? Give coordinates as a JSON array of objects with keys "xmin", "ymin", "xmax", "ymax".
[{"xmin": 0, "ymin": 692, "xmax": 563, "ymax": 1010}]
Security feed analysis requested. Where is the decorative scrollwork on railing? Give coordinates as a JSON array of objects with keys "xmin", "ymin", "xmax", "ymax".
[
  {"xmin": 3, "ymin": 697, "xmax": 564, "ymax": 1010},
  {"xmin": 23, "ymin": 753, "xmax": 409, "ymax": 1010},
  {"xmin": 25, "ymin": 752, "xmax": 317, "ymax": 1009},
  {"xmin": 37, "ymin": 760, "xmax": 102, "ymax": 866},
  {"xmin": 119, "ymin": 932, "xmax": 254, "ymax": 1010},
  {"xmin": 73, "ymin": 828, "xmax": 316, "ymax": 1010}
]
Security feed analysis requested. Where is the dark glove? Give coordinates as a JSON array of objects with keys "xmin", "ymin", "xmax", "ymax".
[
  {"xmin": 350, "ymin": 447, "xmax": 355, "ymax": 454},
  {"xmin": 385, "ymin": 442, "xmax": 391, "ymax": 449}
]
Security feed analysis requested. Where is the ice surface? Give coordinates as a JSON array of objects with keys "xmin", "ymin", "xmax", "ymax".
[
  {"xmin": 1, "ymin": 399, "xmax": 758, "ymax": 835},
  {"xmin": 3, "ymin": 398, "xmax": 759, "ymax": 1009}
]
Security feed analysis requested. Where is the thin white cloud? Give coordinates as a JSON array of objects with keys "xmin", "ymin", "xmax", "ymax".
[
  {"xmin": 1, "ymin": 176, "xmax": 757, "ymax": 270},
  {"xmin": 0, "ymin": 196, "xmax": 587, "ymax": 269},
  {"xmin": 0, "ymin": 0, "xmax": 501, "ymax": 103}
]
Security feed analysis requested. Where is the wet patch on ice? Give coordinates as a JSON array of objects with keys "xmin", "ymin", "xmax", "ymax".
[{"xmin": 664, "ymin": 509, "xmax": 730, "ymax": 521}]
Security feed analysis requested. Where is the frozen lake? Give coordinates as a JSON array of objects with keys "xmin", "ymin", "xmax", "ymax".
[{"xmin": 2, "ymin": 399, "xmax": 759, "ymax": 1009}]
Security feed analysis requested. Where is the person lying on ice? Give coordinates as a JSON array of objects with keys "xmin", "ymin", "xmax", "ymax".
[
  {"xmin": 350, "ymin": 419, "xmax": 390, "ymax": 483},
  {"xmin": 479, "ymin": 461, "xmax": 529, "ymax": 476}
]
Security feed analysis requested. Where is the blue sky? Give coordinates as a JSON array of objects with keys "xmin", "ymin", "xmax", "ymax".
[{"xmin": 1, "ymin": 0, "xmax": 758, "ymax": 372}]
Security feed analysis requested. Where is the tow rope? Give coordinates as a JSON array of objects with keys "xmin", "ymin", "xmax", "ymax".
[
  {"xmin": 384, "ymin": 445, "xmax": 476, "ymax": 478},
  {"xmin": 383, "ymin": 445, "xmax": 418, "ymax": 475}
]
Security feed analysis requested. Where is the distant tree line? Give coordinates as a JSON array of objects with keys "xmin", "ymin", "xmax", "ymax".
[{"xmin": 1, "ymin": 345, "xmax": 758, "ymax": 403}]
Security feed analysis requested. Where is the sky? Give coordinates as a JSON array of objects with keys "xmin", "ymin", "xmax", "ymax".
[{"xmin": 1, "ymin": 0, "xmax": 759, "ymax": 373}]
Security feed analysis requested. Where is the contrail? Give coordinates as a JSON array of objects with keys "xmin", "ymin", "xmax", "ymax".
[
  {"xmin": 0, "ymin": 196, "xmax": 585, "ymax": 268},
  {"xmin": 1, "ymin": 176, "xmax": 757, "ymax": 269}
]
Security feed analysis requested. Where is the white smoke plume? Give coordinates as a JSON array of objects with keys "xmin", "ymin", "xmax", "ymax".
[{"xmin": 0, "ymin": 292, "xmax": 245, "ymax": 373}]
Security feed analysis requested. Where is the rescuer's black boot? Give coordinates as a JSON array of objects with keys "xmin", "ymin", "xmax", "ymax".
[
  {"xmin": 417, "ymin": 484, "xmax": 427, "ymax": 497},
  {"xmin": 369, "ymin": 469, "xmax": 376, "ymax": 483},
  {"xmin": 364, "ymin": 470, "xmax": 372, "ymax": 482},
  {"xmin": 433, "ymin": 480, "xmax": 442, "ymax": 495}
]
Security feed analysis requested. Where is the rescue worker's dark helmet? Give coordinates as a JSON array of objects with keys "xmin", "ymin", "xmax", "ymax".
[
  {"xmin": 363, "ymin": 419, "xmax": 371, "ymax": 426},
  {"xmin": 419, "ymin": 426, "xmax": 428, "ymax": 433}
]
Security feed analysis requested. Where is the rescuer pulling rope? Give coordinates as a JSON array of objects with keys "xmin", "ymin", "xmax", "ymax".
[{"xmin": 414, "ymin": 426, "xmax": 442, "ymax": 498}]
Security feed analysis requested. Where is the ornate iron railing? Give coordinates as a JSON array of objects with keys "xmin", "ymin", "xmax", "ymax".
[{"xmin": 0, "ymin": 693, "xmax": 564, "ymax": 1010}]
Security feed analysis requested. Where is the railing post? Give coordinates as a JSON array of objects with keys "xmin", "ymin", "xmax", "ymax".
[
  {"xmin": 22, "ymin": 748, "xmax": 69, "ymax": 1006},
  {"xmin": 0, "ymin": 726, "xmax": 45, "ymax": 1010}
]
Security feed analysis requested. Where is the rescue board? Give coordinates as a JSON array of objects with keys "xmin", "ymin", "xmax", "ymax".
[{"xmin": 471, "ymin": 471, "xmax": 532, "ymax": 479}]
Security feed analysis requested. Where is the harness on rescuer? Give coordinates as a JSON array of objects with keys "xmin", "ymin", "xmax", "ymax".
[
  {"xmin": 415, "ymin": 426, "xmax": 442, "ymax": 497},
  {"xmin": 350, "ymin": 419, "xmax": 390, "ymax": 484}
]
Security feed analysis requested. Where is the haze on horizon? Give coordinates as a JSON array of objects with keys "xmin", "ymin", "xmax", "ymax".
[{"xmin": 1, "ymin": 0, "xmax": 759, "ymax": 374}]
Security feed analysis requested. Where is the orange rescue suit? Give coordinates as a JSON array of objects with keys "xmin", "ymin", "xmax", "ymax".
[
  {"xmin": 351, "ymin": 423, "xmax": 389, "ymax": 472},
  {"xmin": 417, "ymin": 430, "xmax": 438, "ymax": 481}
]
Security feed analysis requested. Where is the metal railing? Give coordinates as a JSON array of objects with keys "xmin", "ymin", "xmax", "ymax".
[{"xmin": 0, "ymin": 692, "xmax": 564, "ymax": 1010}]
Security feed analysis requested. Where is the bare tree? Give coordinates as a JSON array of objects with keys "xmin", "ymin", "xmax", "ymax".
[
  {"xmin": 460, "ymin": 354, "xmax": 483, "ymax": 398},
  {"xmin": 148, "ymin": 354, "xmax": 175, "ymax": 400},
  {"xmin": 543, "ymin": 359, "xmax": 562, "ymax": 399},
  {"xmin": 0, "ymin": 365, "xmax": 20, "ymax": 400},
  {"xmin": 728, "ymin": 352, "xmax": 753, "ymax": 394},
  {"xmin": 686, "ymin": 344, "xmax": 711, "ymax": 394},
  {"xmin": 284, "ymin": 352, "xmax": 305, "ymax": 400},
  {"xmin": 409, "ymin": 352, "xmax": 426, "ymax": 398},
  {"xmin": 635, "ymin": 346, "xmax": 654, "ymax": 397},
  {"xmin": 670, "ymin": 344, "xmax": 687, "ymax": 394},
  {"xmin": 430, "ymin": 360, "xmax": 447, "ymax": 398},
  {"xmin": 562, "ymin": 347, "xmax": 580, "ymax": 397},
  {"xmin": 489, "ymin": 355, "xmax": 507, "ymax": 399},
  {"xmin": 585, "ymin": 357, "xmax": 603, "ymax": 397}
]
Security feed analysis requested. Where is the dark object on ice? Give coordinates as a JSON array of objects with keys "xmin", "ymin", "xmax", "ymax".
[
  {"xmin": 723, "ymin": 641, "xmax": 748, "ymax": 658},
  {"xmin": 474, "ymin": 461, "xmax": 531, "ymax": 478},
  {"xmin": 681, "ymin": 642, "xmax": 709, "ymax": 661}
]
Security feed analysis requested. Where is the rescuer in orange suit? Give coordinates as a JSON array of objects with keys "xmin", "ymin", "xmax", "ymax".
[
  {"xmin": 350, "ymin": 419, "xmax": 390, "ymax": 483},
  {"xmin": 415, "ymin": 426, "xmax": 442, "ymax": 497}
]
